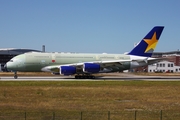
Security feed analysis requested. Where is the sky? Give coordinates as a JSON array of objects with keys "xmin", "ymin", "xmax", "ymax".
[{"xmin": 0, "ymin": 0, "xmax": 180, "ymax": 53}]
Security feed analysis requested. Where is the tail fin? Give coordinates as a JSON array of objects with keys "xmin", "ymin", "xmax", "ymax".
[{"xmin": 128, "ymin": 26, "xmax": 164, "ymax": 57}]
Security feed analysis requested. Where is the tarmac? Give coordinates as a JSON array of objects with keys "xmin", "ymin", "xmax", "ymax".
[{"xmin": 1, "ymin": 75, "xmax": 180, "ymax": 81}]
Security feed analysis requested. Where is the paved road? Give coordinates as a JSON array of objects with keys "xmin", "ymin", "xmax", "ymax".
[{"xmin": 1, "ymin": 75, "xmax": 180, "ymax": 81}]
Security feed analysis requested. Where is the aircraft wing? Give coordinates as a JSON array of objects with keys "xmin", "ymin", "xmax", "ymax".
[
  {"xmin": 41, "ymin": 59, "xmax": 132, "ymax": 73},
  {"xmin": 41, "ymin": 57, "xmax": 166, "ymax": 74}
]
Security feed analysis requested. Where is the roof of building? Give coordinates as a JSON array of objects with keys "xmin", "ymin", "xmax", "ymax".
[{"xmin": 0, "ymin": 48, "xmax": 41, "ymax": 55}]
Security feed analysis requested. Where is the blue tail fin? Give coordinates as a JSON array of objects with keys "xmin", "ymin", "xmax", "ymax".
[{"xmin": 128, "ymin": 26, "xmax": 164, "ymax": 57}]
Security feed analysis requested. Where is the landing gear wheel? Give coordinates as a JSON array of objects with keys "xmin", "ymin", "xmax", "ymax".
[
  {"xmin": 14, "ymin": 75, "xmax": 18, "ymax": 79},
  {"xmin": 75, "ymin": 75, "xmax": 80, "ymax": 79},
  {"xmin": 75, "ymin": 75, "xmax": 95, "ymax": 79}
]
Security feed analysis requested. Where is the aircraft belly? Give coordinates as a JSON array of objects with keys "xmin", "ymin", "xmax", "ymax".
[{"xmin": 24, "ymin": 64, "xmax": 42, "ymax": 72}]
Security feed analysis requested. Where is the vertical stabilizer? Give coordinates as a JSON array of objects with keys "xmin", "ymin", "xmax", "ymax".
[{"xmin": 128, "ymin": 26, "xmax": 164, "ymax": 57}]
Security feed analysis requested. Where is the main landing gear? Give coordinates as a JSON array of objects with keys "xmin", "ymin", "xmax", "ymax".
[
  {"xmin": 75, "ymin": 75, "xmax": 95, "ymax": 79},
  {"xmin": 14, "ymin": 71, "xmax": 18, "ymax": 79}
]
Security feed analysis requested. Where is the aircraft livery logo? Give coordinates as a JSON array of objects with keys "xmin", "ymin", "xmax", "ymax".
[{"xmin": 144, "ymin": 32, "xmax": 158, "ymax": 53}]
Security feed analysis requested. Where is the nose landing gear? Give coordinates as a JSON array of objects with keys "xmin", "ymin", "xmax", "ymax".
[{"xmin": 14, "ymin": 72, "xmax": 18, "ymax": 79}]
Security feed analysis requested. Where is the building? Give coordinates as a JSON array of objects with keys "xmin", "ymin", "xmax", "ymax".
[
  {"xmin": 0, "ymin": 48, "xmax": 41, "ymax": 71},
  {"xmin": 153, "ymin": 51, "xmax": 180, "ymax": 66},
  {"xmin": 148, "ymin": 61, "xmax": 180, "ymax": 73},
  {"xmin": 133, "ymin": 51, "xmax": 180, "ymax": 72}
]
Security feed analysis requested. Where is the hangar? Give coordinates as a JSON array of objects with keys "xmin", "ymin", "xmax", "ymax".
[{"xmin": 0, "ymin": 48, "xmax": 41, "ymax": 71}]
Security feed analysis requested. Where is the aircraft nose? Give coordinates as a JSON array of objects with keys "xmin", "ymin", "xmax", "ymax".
[
  {"xmin": 6, "ymin": 62, "xmax": 11, "ymax": 71},
  {"xmin": 6, "ymin": 61, "xmax": 16, "ymax": 71}
]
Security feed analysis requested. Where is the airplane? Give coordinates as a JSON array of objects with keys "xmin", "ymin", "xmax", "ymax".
[{"xmin": 5, "ymin": 26, "xmax": 164, "ymax": 79}]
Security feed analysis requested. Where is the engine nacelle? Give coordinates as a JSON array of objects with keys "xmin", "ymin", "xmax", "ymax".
[
  {"xmin": 83, "ymin": 63, "xmax": 100, "ymax": 73},
  {"xmin": 60, "ymin": 66, "xmax": 76, "ymax": 75}
]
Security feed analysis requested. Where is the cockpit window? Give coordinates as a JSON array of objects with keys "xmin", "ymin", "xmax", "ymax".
[{"xmin": 10, "ymin": 60, "xmax": 13, "ymax": 62}]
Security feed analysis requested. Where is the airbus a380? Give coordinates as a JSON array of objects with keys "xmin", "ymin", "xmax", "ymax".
[{"xmin": 6, "ymin": 26, "xmax": 164, "ymax": 79}]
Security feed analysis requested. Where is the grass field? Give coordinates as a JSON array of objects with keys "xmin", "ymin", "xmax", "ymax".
[
  {"xmin": 0, "ymin": 81, "xmax": 180, "ymax": 112},
  {"xmin": 0, "ymin": 80, "xmax": 180, "ymax": 119}
]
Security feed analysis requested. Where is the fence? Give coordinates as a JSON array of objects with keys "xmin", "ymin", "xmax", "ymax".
[{"xmin": 0, "ymin": 110, "xmax": 180, "ymax": 120}]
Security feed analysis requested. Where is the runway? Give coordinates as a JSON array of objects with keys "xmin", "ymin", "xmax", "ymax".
[{"xmin": 1, "ymin": 75, "xmax": 180, "ymax": 81}]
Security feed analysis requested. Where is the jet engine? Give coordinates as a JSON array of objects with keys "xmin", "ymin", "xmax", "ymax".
[
  {"xmin": 60, "ymin": 66, "xmax": 76, "ymax": 75},
  {"xmin": 83, "ymin": 63, "xmax": 100, "ymax": 73}
]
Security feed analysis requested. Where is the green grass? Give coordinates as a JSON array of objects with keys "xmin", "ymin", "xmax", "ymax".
[{"xmin": 0, "ymin": 81, "xmax": 180, "ymax": 119}]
